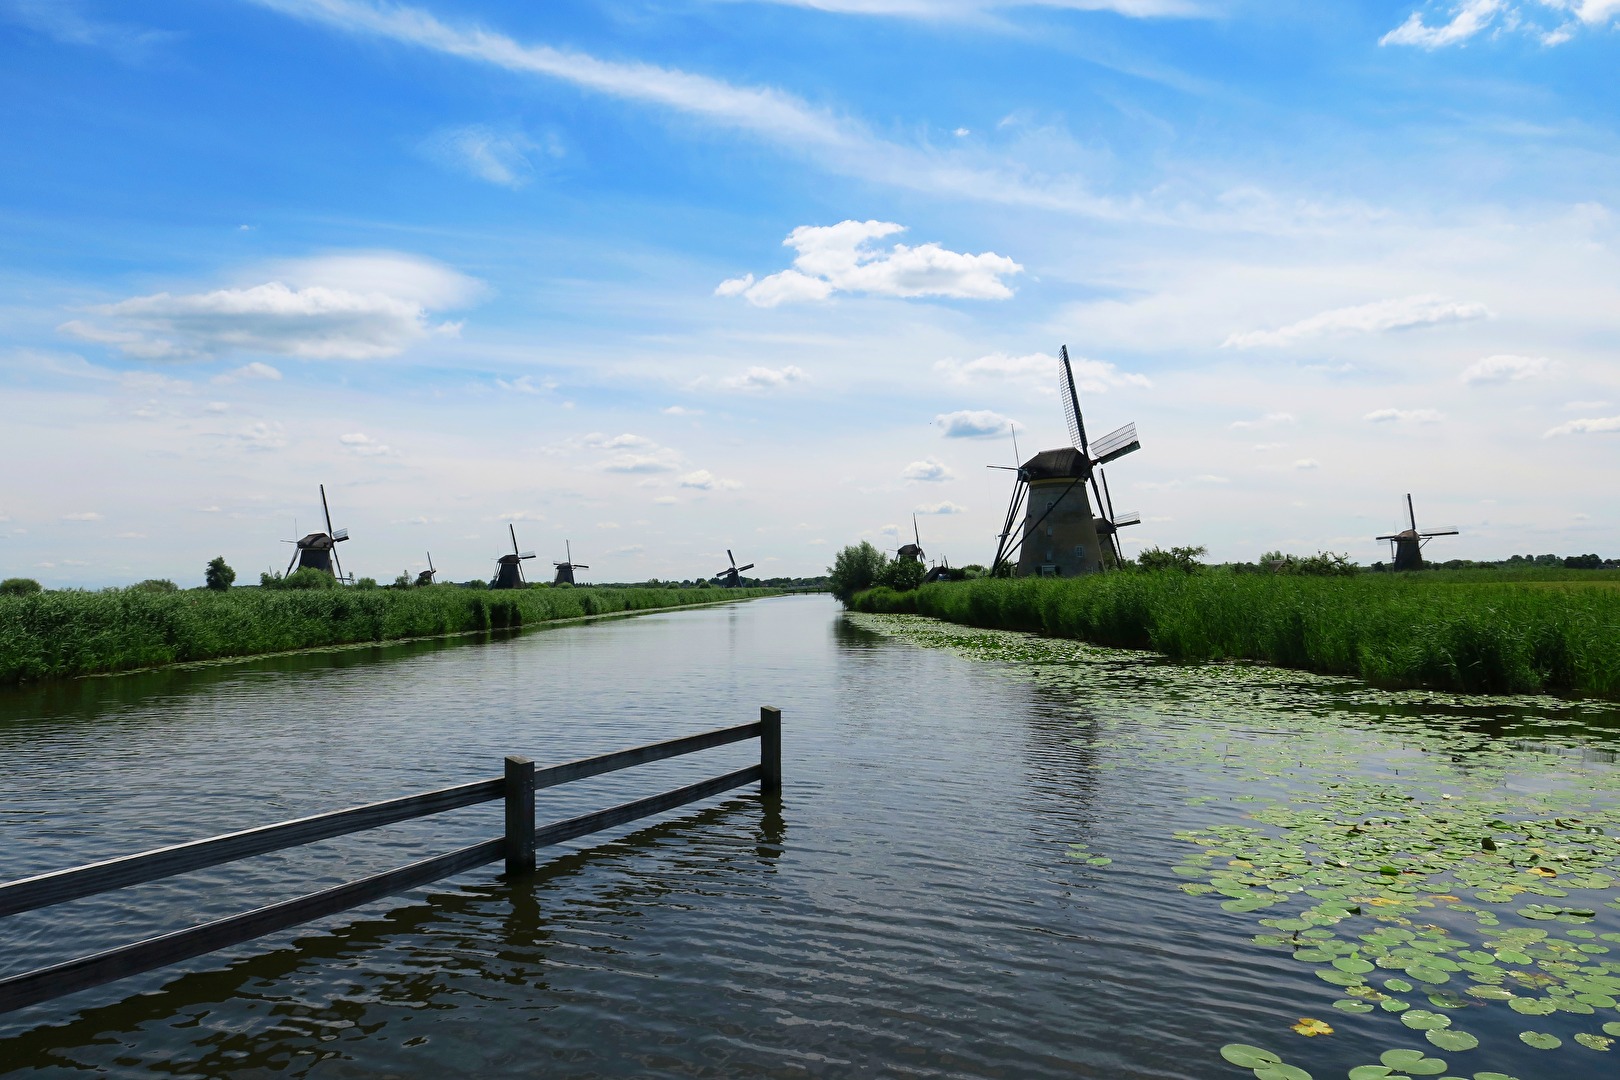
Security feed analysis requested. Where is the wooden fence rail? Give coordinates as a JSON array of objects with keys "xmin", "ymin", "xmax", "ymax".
[{"xmin": 0, "ymin": 706, "xmax": 782, "ymax": 1016}]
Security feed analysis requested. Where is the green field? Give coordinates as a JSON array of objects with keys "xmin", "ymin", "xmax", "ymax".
[
  {"xmin": 0, "ymin": 586, "xmax": 778, "ymax": 684},
  {"xmin": 849, "ymin": 571, "xmax": 1620, "ymax": 698}
]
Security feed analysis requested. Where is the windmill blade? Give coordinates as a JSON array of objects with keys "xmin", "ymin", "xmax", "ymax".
[
  {"xmin": 285, "ymin": 550, "xmax": 299, "ymax": 576},
  {"xmin": 1010, "ymin": 420, "xmax": 1021, "ymax": 466},
  {"xmin": 510, "ymin": 523, "xmax": 520, "ymax": 557},
  {"xmin": 573, "ymin": 563, "xmax": 589, "ymax": 570},
  {"xmin": 331, "ymin": 546, "xmax": 344, "ymax": 585},
  {"xmin": 427, "ymin": 552, "xmax": 435, "ymax": 574},
  {"xmin": 1100, "ymin": 469, "xmax": 1117, "ymax": 520},
  {"xmin": 332, "ymin": 528, "xmax": 349, "ymax": 543},
  {"xmin": 728, "ymin": 549, "xmax": 737, "ymax": 572},
  {"xmin": 1090, "ymin": 422, "xmax": 1139, "ymax": 465},
  {"xmin": 913, "ymin": 514, "xmax": 921, "ymax": 549},
  {"xmin": 736, "ymin": 563, "xmax": 755, "ymax": 573},
  {"xmin": 1058, "ymin": 345, "xmax": 1089, "ymax": 455},
  {"xmin": 1112, "ymin": 510, "xmax": 1142, "ymax": 528},
  {"xmin": 320, "ymin": 484, "xmax": 335, "ymax": 538},
  {"xmin": 566, "ymin": 540, "xmax": 573, "ymax": 565},
  {"xmin": 517, "ymin": 551, "xmax": 537, "ymax": 560},
  {"xmin": 1418, "ymin": 527, "xmax": 1460, "ymax": 538},
  {"xmin": 1407, "ymin": 493, "xmax": 1417, "ymax": 532}
]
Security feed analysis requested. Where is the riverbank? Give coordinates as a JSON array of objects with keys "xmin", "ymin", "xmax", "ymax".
[
  {"xmin": 848, "ymin": 572, "xmax": 1620, "ymax": 698},
  {"xmin": 0, "ymin": 586, "xmax": 779, "ymax": 684}
]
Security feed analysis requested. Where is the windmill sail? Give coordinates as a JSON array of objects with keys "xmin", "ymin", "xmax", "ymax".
[
  {"xmin": 1058, "ymin": 345, "xmax": 1089, "ymax": 455},
  {"xmin": 1090, "ymin": 422, "xmax": 1139, "ymax": 465}
]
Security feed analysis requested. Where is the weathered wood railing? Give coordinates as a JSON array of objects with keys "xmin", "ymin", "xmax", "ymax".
[{"xmin": 0, "ymin": 706, "xmax": 782, "ymax": 1015}]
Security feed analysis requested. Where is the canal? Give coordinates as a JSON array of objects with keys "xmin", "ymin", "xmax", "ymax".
[{"xmin": 2, "ymin": 595, "xmax": 1618, "ymax": 1078}]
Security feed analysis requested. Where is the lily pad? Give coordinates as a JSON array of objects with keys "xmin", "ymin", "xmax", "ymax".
[
  {"xmin": 1401, "ymin": 1010, "xmax": 1451, "ymax": 1031},
  {"xmin": 1254, "ymin": 1064, "xmax": 1312, "ymax": 1080},
  {"xmin": 1518, "ymin": 1032, "xmax": 1562, "ymax": 1050},
  {"xmin": 1508, "ymin": 997, "xmax": 1555, "ymax": 1016},
  {"xmin": 1425, "ymin": 1030, "xmax": 1479, "ymax": 1052},
  {"xmin": 1381, "ymin": 1049, "xmax": 1447, "ymax": 1075},
  {"xmin": 1221, "ymin": 1045, "xmax": 1282, "ymax": 1068},
  {"xmin": 1572, "ymin": 1033, "xmax": 1613, "ymax": 1051}
]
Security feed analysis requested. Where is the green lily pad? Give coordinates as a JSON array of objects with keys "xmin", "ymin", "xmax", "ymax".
[
  {"xmin": 1572, "ymin": 1033, "xmax": 1613, "ymax": 1051},
  {"xmin": 1604, "ymin": 1022, "xmax": 1620, "ymax": 1036},
  {"xmin": 1254, "ymin": 1065, "xmax": 1312, "ymax": 1080},
  {"xmin": 1465, "ymin": 985, "xmax": 1513, "ymax": 1001},
  {"xmin": 1386, "ymin": 979, "xmax": 1415, "ymax": 993},
  {"xmin": 1381, "ymin": 1049, "xmax": 1447, "ymax": 1075},
  {"xmin": 1426, "ymin": 1030, "xmax": 1479, "ymax": 1052},
  {"xmin": 1347, "ymin": 1068, "xmax": 1394, "ymax": 1080},
  {"xmin": 1221, "ymin": 1045, "xmax": 1282, "ymax": 1068},
  {"xmin": 1519, "ymin": 1032, "xmax": 1562, "ymax": 1050},
  {"xmin": 1401, "ymin": 1011, "xmax": 1451, "ymax": 1031},
  {"xmin": 1508, "ymin": 997, "xmax": 1555, "ymax": 1015},
  {"xmin": 1334, "ymin": 1000, "xmax": 1375, "ymax": 1014}
]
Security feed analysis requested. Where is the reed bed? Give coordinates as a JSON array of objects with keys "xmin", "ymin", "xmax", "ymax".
[
  {"xmin": 849, "ymin": 573, "xmax": 1620, "ymax": 698},
  {"xmin": 0, "ymin": 587, "xmax": 777, "ymax": 684}
]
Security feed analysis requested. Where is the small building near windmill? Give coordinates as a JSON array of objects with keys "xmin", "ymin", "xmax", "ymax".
[{"xmin": 1014, "ymin": 448, "xmax": 1113, "ymax": 578}]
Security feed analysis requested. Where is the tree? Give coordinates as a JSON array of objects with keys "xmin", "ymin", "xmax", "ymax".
[
  {"xmin": 131, "ymin": 579, "xmax": 179, "ymax": 593},
  {"xmin": 828, "ymin": 541, "xmax": 888, "ymax": 601},
  {"xmin": 0, "ymin": 577, "xmax": 42, "ymax": 596},
  {"xmin": 879, "ymin": 556, "xmax": 927, "ymax": 592},
  {"xmin": 1137, "ymin": 545, "xmax": 1207, "ymax": 573},
  {"xmin": 205, "ymin": 556, "xmax": 236, "ymax": 591}
]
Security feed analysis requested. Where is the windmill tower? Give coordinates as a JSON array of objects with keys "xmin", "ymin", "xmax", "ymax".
[
  {"xmin": 282, "ymin": 484, "xmax": 350, "ymax": 581},
  {"xmin": 492, "ymin": 525, "xmax": 536, "ymax": 589},
  {"xmin": 896, "ymin": 515, "xmax": 925, "ymax": 563},
  {"xmin": 1376, "ymin": 494, "xmax": 1458, "ymax": 570},
  {"xmin": 715, "ymin": 549, "xmax": 755, "ymax": 588},
  {"xmin": 989, "ymin": 346, "xmax": 1142, "ymax": 577},
  {"xmin": 414, "ymin": 552, "xmax": 437, "ymax": 587},
  {"xmin": 552, "ymin": 540, "xmax": 588, "ymax": 585}
]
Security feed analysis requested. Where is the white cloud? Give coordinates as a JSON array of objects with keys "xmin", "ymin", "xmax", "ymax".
[
  {"xmin": 730, "ymin": 1, "xmax": 1201, "ymax": 16},
  {"xmin": 584, "ymin": 432, "xmax": 656, "ymax": 450},
  {"xmin": 1460, "ymin": 354, "xmax": 1553, "ymax": 384},
  {"xmin": 1565, "ymin": 400, "xmax": 1612, "ymax": 411},
  {"xmin": 602, "ymin": 448, "xmax": 683, "ymax": 473},
  {"xmin": 679, "ymin": 469, "xmax": 743, "ymax": 490},
  {"xmin": 1, "ymin": 0, "xmax": 174, "ymax": 61},
  {"xmin": 237, "ymin": 420, "xmax": 287, "ymax": 450},
  {"xmin": 496, "ymin": 374, "xmax": 553, "ymax": 394},
  {"xmin": 421, "ymin": 124, "xmax": 557, "ymax": 187},
  {"xmin": 715, "ymin": 365, "xmax": 808, "ymax": 392},
  {"xmin": 340, "ymin": 432, "xmax": 394, "ymax": 457},
  {"xmin": 663, "ymin": 405, "xmax": 703, "ymax": 415},
  {"xmin": 597, "ymin": 521, "xmax": 620, "ymax": 529},
  {"xmin": 935, "ymin": 409, "xmax": 1021, "ymax": 438},
  {"xmin": 1223, "ymin": 295, "xmax": 1491, "ymax": 349},
  {"xmin": 1544, "ymin": 415, "xmax": 1620, "ymax": 437},
  {"xmin": 652, "ymin": 495, "xmax": 679, "ymax": 505},
  {"xmin": 214, "ymin": 361, "xmax": 283, "ymax": 382},
  {"xmin": 901, "ymin": 458, "xmax": 956, "ymax": 482},
  {"xmin": 60, "ymin": 252, "xmax": 479, "ymax": 361},
  {"xmin": 915, "ymin": 500, "xmax": 967, "ymax": 514},
  {"xmin": 609, "ymin": 544, "xmax": 645, "ymax": 556},
  {"xmin": 115, "ymin": 531, "xmax": 146, "ymax": 539},
  {"xmin": 1364, "ymin": 408, "xmax": 1446, "ymax": 424},
  {"xmin": 934, "ymin": 350, "xmax": 1150, "ymax": 392},
  {"xmin": 1294, "ymin": 458, "xmax": 1321, "ymax": 470},
  {"xmin": 1252, "ymin": 442, "xmax": 1286, "ymax": 452},
  {"xmin": 498, "ymin": 510, "xmax": 543, "ymax": 521},
  {"xmin": 1380, "ymin": 0, "xmax": 1503, "ymax": 48},
  {"xmin": 60, "ymin": 511, "xmax": 102, "ymax": 522},
  {"xmin": 1230, "ymin": 412, "xmax": 1296, "ymax": 429},
  {"xmin": 716, "ymin": 221, "xmax": 1022, "ymax": 306}
]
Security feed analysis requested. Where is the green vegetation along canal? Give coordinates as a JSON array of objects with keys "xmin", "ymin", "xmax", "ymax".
[{"xmin": 2, "ymin": 595, "xmax": 1618, "ymax": 1078}]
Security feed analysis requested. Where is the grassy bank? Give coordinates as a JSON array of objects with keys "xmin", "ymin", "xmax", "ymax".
[
  {"xmin": 849, "ymin": 572, "xmax": 1620, "ymax": 697},
  {"xmin": 0, "ymin": 586, "xmax": 778, "ymax": 684}
]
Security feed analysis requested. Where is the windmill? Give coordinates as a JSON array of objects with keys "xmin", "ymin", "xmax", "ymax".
[
  {"xmin": 282, "ymin": 484, "xmax": 350, "ymax": 581},
  {"xmin": 1375, "ymin": 494, "xmax": 1458, "ymax": 571},
  {"xmin": 896, "ymin": 515, "xmax": 925, "ymax": 563},
  {"xmin": 552, "ymin": 540, "xmax": 588, "ymax": 585},
  {"xmin": 414, "ymin": 552, "xmax": 437, "ymax": 587},
  {"xmin": 492, "ymin": 525, "xmax": 537, "ymax": 589},
  {"xmin": 714, "ymin": 549, "xmax": 755, "ymax": 588},
  {"xmin": 988, "ymin": 345, "xmax": 1142, "ymax": 577}
]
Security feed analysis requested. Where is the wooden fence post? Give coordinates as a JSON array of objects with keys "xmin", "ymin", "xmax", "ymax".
[
  {"xmin": 759, "ymin": 706, "xmax": 781, "ymax": 795},
  {"xmin": 504, "ymin": 756, "xmax": 536, "ymax": 875}
]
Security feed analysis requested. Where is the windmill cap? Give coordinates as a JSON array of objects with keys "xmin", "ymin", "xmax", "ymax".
[{"xmin": 1020, "ymin": 447, "xmax": 1089, "ymax": 480}]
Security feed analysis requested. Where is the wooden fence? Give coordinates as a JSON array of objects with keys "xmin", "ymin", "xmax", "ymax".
[{"xmin": 0, "ymin": 706, "xmax": 782, "ymax": 1016}]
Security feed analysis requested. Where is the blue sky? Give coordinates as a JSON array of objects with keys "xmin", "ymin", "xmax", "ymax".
[{"xmin": 2, "ymin": 0, "xmax": 1616, "ymax": 586}]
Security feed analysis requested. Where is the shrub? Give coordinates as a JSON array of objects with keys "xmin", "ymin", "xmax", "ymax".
[
  {"xmin": 1, "ymin": 578, "xmax": 42, "ymax": 596},
  {"xmin": 1137, "ymin": 545, "xmax": 1207, "ymax": 573},
  {"xmin": 281, "ymin": 568, "xmax": 339, "ymax": 590},
  {"xmin": 829, "ymin": 541, "xmax": 888, "ymax": 601},
  {"xmin": 130, "ymin": 579, "xmax": 180, "ymax": 593},
  {"xmin": 204, "ymin": 556, "xmax": 236, "ymax": 591},
  {"xmin": 879, "ymin": 557, "xmax": 927, "ymax": 592}
]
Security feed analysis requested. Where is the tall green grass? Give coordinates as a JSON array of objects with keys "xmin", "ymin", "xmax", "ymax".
[
  {"xmin": 0, "ymin": 587, "xmax": 777, "ymax": 684},
  {"xmin": 849, "ymin": 573, "xmax": 1620, "ymax": 698}
]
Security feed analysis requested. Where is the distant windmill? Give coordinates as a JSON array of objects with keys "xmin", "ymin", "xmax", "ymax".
[
  {"xmin": 282, "ymin": 484, "xmax": 350, "ymax": 581},
  {"xmin": 896, "ymin": 515, "xmax": 925, "ymax": 563},
  {"xmin": 414, "ymin": 552, "xmax": 437, "ymax": 587},
  {"xmin": 492, "ymin": 525, "xmax": 537, "ymax": 589},
  {"xmin": 1376, "ymin": 494, "xmax": 1458, "ymax": 570},
  {"xmin": 714, "ymin": 549, "xmax": 755, "ymax": 588},
  {"xmin": 552, "ymin": 540, "xmax": 588, "ymax": 585},
  {"xmin": 989, "ymin": 345, "xmax": 1142, "ymax": 577}
]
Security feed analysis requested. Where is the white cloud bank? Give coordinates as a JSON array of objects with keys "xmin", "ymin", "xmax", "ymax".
[
  {"xmin": 1223, "ymin": 295, "xmax": 1490, "ymax": 349},
  {"xmin": 1380, "ymin": 1, "xmax": 1620, "ymax": 49},
  {"xmin": 717, "ymin": 221, "xmax": 1022, "ymax": 307},
  {"xmin": 60, "ymin": 252, "xmax": 480, "ymax": 361},
  {"xmin": 1545, "ymin": 415, "xmax": 1620, "ymax": 436},
  {"xmin": 935, "ymin": 409, "xmax": 1022, "ymax": 438},
  {"xmin": 901, "ymin": 458, "xmax": 956, "ymax": 482},
  {"xmin": 679, "ymin": 469, "xmax": 742, "ymax": 490},
  {"xmin": 935, "ymin": 351, "xmax": 1150, "ymax": 393}
]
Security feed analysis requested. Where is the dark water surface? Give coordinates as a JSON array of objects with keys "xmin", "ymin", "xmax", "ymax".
[{"xmin": 2, "ymin": 596, "xmax": 1618, "ymax": 1079}]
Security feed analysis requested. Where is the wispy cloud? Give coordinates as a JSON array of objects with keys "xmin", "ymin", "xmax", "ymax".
[
  {"xmin": 901, "ymin": 458, "xmax": 955, "ymax": 482},
  {"xmin": 934, "ymin": 350, "xmax": 1150, "ymax": 393},
  {"xmin": 1365, "ymin": 407, "xmax": 1446, "ymax": 424},
  {"xmin": 1, "ymin": 0, "xmax": 175, "ymax": 62},
  {"xmin": 1380, "ymin": 1, "xmax": 1620, "ymax": 48},
  {"xmin": 679, "ymin": 469, "xmax": 742, "ymax": 490},
  {"xmin": 213, "ymin": 361, "xmax": 283, "ymax": 383},
  {"xmin": 420, "ymin": 124, "xmax": 559, "ymax": 187},
  {"xmin": 1544, "ymin": 414, "xmax": 1620, "ymax": 437},
  {"xmin": 716, "ymin": 221, "xmax": 1022, "ymax": 306},
  {"xmin": 1381, "ymin": 0, "xmax": 1504, "ymax": 48},
  {"xmin": 1460, "ymin": 354, "xmax": 1553, "ymax": 384},
  {"xmin": 340, "ymin": 432, "xmax": 394, "ymax": 457},
  {"xmin": 728, "ymin": 0, "xmax": 1203, "ymax": 17},
  {"xmin": 713, "ymin": 365, "xmax": 808, "ymax": 392},
  {"xmin": 1229, "ymin": 411, "xmax": 1295, "ymax": 429},
  {"xmin": 915, "ymin": 500, "xmax": 967, "ymax": 514},
  {"xmin": 1223, "ymin": 295, "xmax": 1490, "ymax": 349}
]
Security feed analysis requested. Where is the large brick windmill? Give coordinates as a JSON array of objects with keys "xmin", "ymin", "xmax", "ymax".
[
  {"xmin": 282, "ymin": 484, "xmax": 351, "ymax": 581},
  {"xmin": 1376, "ymin": 494, "xmax": 1458, "ymax": 570},
  {"xmin": 989, "ymin": 346, "xmax": 1142, "ymax": 577},
  {"xmin": 492, "ymin": 525, "xmax": 537, "ymax": 589}
]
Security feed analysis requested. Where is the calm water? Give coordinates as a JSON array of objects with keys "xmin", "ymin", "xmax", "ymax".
[{"xmin": 1, "ymin": 595, "xmax": 1618, "ymax": 1079}]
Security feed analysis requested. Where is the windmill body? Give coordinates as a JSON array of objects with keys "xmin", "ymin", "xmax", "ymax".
[
  {"xmin": 990, "ymin": 347, "xmax": 1142, "ymax": 578},
  {"xmin": 896, "ymin": 515, "xmax": 925, "ymax": 564},
  {"xmin": 283, "ymin": 485, "xmax": 349, "ymax": 580},
  {"xmin": 1375, "ymin": 494, "xmax": 1458, "ymax": 571},
  {"xmin": 714, "ymin": 549, "xmax": 755, "ymax": 588},
  {"xmin": 492, "ymin": 525, "xmax": 537, "ymax": 589},
  {"xmin": 552, "ymin": 540, "xmax": 589, "ymax": 585},
  {"xmin": 414, "ymin": 552, "xmax": 437, "ymax": 587}
]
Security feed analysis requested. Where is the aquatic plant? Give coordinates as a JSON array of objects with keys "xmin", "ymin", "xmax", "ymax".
[
  {"xmin": 847, "ymin": 572, "xmax": 1620, "ymax": 698},
  {"xmin": 0, "ymin": 586, "xmax": 779, "ymax": 683}
]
